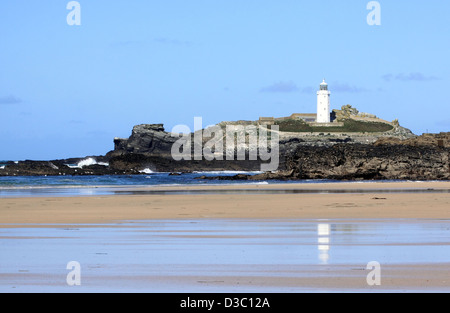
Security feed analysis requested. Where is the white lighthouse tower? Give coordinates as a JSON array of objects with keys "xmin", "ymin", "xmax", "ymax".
[{"xmin": 317, "ymin": 79, "xmax": 331, "ymax": 123}]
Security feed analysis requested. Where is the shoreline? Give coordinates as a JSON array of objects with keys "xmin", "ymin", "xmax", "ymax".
[
  {"xmin": 1, "ymin": 181, "xmax": 449, "ymax": 227},
  {"xmin": 0, "ymin": 179, "xmax": 449, "ymax": 194}
]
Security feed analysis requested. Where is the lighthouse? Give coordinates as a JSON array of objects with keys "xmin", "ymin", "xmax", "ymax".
[{"xmin": 317, "ymin": 79, "xmax": 331, "ymax": 123}]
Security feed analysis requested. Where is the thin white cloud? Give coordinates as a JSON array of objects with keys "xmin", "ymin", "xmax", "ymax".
[
  {"xmin": 260, "ymin": 81, "xmax": 299, "ymax": 93},
  {"xmin": 382, "ymin": 72, "xmax": 440, "ymax": 82},
  {"xmin": 0, "ymin": 95, "xmax": 22, "ymax": 105},
  {"xmin": 330, "ymin": 82, "xmax": 368, "ymax": 93}
]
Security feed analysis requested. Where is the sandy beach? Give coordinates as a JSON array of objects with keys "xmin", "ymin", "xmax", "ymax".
[
  {"xmin": 1, "ymin": 181, "xmax": 450, "ymax": 293},
  {"xmin": 1, "ymin": 181, "xmax": 449, "ymax": 226}
]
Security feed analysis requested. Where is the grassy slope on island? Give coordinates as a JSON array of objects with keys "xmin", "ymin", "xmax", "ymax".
[{"xmin": 275, "ymin": 119, "xmax": 394, "ymax": 133}]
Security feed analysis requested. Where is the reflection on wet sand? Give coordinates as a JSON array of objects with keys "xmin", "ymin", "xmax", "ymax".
[
  {"xmin": 318, "ymin": 223, "xmax": 330, "ymax": 264},
  {"xmin": 1, "ymin": 219, "xmax": 449, "ymax": 292}
]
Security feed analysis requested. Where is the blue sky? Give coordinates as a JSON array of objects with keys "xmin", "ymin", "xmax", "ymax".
[{"xmin": 1, "ymin": 0, "xmax": 449, "ymax": 160}]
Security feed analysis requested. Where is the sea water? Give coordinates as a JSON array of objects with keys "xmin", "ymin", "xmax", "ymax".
[
  {"xmin": 0, "ymin": 172, "xmax": 341, "ymax": 197},
  {"xmin": 0, "ymin": 171, "xmax": 267, "ymax": 187},
  {"xmin": 0, "ymin": 173, "xmax": 448, "ymax": 197}
]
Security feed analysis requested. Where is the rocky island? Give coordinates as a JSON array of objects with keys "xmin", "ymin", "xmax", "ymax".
[{"xmin": 1, "ymin": 104, "xmax": 449, "ymax": 181}]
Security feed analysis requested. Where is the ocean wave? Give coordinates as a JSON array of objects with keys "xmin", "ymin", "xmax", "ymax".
[
  {"xmin": 139, "ymin": 168, "xmax": 154, "ymax": 174},
  {"xmin": 0, "ymin": 166, "xmax": 5, "ymax": 170},
  {"xmin": 66, "ymin": 158, "xmax": 109, "ymax": 169}
]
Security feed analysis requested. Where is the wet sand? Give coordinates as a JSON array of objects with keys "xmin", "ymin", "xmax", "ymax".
[
  {"xmin": 1, "ymin": 181, "xmax": 450, "ymax": 292},
  {"xmin": 1, "ymin": 181, "xmax": 450, "ymax": 226}
]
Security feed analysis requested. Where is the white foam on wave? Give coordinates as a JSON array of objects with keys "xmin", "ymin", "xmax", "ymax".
[
  {"xmin": 66, "ymin": 158, "xmax": 109, "ymax": 169},
  {"xmin": 193, "ymin": 171, "xmax": 263, "ymax": 175},
  {"xmin": 0, "ymin": 166, "xmax": 5, "ymax": 170},
  {"xmin": 139, "ymin": 168, "xmax": 154, "ymax": 174},
  {"xmin": 78, "ymin": 158, "xmax": 98, "ymax": 168}
]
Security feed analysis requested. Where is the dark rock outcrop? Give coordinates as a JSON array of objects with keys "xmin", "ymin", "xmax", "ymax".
[
  {"xmin": 112, "ymin": 124, "xmax": 177, "ymax": 156},
  {"xmin": 374, "ymin": 132, "xmax": 450, "ymax": 148},
  {"xmin": 200, "ymin": 135, "xmax": 450, "ymax": 181},
  {"xmin": 287, "ymin": 143, "xmax": 449, "ymax": 181},
  {"xmin": 196, "ymin": 170, "xmax": 297, "ymax": 181},
  {"xmin": 108, "ymin": 153, "xmax": 263, "ymax": 173},
  {"xmin": 107, "ymin": 124, "xmax": 270, "ymax": 172},
  {"xmin": 0, "ymin": 157, "xmax": 139, "ymax": 177}
]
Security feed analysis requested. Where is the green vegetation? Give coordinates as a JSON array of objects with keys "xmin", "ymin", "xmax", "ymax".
[{"xmin": 275, "ymin": 119, "xmax": 394, "ymax": 133}]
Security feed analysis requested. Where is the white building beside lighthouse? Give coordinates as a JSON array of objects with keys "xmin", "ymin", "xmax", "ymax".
[{"xmin": 317, "ymin": 79, "xmax": 331, "ymax": 123}]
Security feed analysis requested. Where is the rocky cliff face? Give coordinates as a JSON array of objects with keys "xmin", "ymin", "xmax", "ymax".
[
  {"xmin": 106, "ymin": 123, "xmax": 368, "ymax": 173},
  {"xmin": 112, "ymin": 124, "xmax": 178, "ymax": 156},
  {"xmin": 374, "ymin": 132, "xmax": 450, "ymax": 148},
  {"xmin": 199, "ymin": 132, "xmax": 450, "ymax": 181},
  {"xmin": 286, "ymin": 143, "xmax": 449, "ymax": 181},
  {"xmin": 107, "ymin": 124, "xmax": 270, "ymax": 172}
]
